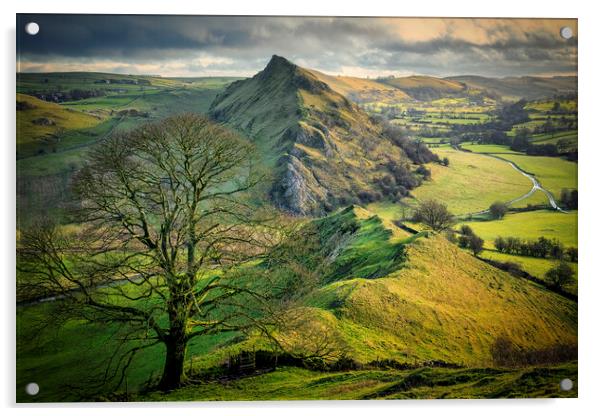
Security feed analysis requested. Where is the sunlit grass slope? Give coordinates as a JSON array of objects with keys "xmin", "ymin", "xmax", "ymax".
[
  {"xmin": 17, "ymin": 93, "xmax": 103, "ymax": 158},
  {"xmin": 308, "ymin": 69, "xmax": 410, "ymax": 103},
  {"xmin": 307, "ymin": 233, "xmax": 576, "ymax": 366}
]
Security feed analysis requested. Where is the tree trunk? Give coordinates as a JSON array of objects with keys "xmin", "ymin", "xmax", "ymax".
[{"xmin": 158, "ymin": 315, "xmax": 188, "ymax": 391}]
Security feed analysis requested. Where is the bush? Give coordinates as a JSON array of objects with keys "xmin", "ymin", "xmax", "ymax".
[
  {"xmin": 489, "ymin": 201, "xmax": 507, "ymax": 219},
  {"xmin": 468, "ymin": 234, "xmax": 484, "ymax": 256},
  {"xmin": 494, "ymin": 236, "xmax": 507, "ymax": 252},
  {"xmin": 493, "ymin": 235, "xmax": 565, "ymax": 260},
  {"xmin": 560, "ymin": 188, "xmax": 578, "ymax": 210},
  {"xmin": 459, "ymin": 225, "xmax": 474, "ymax": 236},
  {"xmin": 491, "ymin": 336, "xmax": 577, "ymax": 367},
  {"xmin": 565, "ymin": 247, "xmax": 578, "ymax": 263},
  {"xmin": 545, "ymin": 262, "xmax": 574, "ymax": 291},
  {"xmin": 415, "ymin": 165, "xmax": 431, "ymax": 180}
]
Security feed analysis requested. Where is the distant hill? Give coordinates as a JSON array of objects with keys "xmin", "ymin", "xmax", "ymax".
[
  {"xmin": 210, "ymin": 55, "xmax": 434, "ymax": 215},
  {"xmin": 446, "ymin": 75, "xmax": 577, "ymax": 101},
  {"xmin": 377, "ymin": 75, "xmax": 472, "ymax": 101},
  {"xmin": 307, "ymin": 69, "xmax": 410, "ymax": 103},
  {"xmin": 305, "ymin": 72, "xmax": 576, "ymax": 103}
]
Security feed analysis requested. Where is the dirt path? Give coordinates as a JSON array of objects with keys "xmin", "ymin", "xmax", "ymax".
[{"xmin": 452, "ymin": 145, "xmax": 566, "ymax": 216}]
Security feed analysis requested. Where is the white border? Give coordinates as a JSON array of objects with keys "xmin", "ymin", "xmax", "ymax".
[{"xmin": 3, "ymin": 1, "xmax": 602, "ymax": 415}]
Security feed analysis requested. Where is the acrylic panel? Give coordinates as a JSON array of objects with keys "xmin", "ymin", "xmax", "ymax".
[{"xmin": 16, "ymin": 14, "xmax": 578, "ymax": 402}]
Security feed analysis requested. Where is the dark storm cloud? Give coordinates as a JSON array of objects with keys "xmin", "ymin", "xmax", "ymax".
[{"xmin": 16, "ymin": 14, "xmax": 577, "ymax": 77}]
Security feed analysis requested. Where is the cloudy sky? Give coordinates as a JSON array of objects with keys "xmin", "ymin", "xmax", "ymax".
[{"xmin": 17, "ymin": 15, "xmax": 577, "ymax": 78}]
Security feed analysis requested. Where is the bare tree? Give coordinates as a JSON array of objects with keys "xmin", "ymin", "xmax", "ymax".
[
  {"xmin": 412, "ymin": 199, "xmax": 455, "ymax": 232},
  {"xmin": 18, "ymin": 114, "xmax": 295, "ymax": 391}
]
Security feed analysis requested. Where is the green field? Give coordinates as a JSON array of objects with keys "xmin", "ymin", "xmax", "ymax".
[
  {"xmin": 497, "ymin": 154, "xmax": 577, "ymax": 199},
  {"xmin": 16, "ymin": 74, "xmax": 238, "ymax": 223},
  {"xmin": 457, "ymin": 144, "xmax": 578, "ymax": 201},
  {"xmin": 461, "ymin": 210, "xmax": 577, "ymax": 247},
  {"xmin": 460, "ymin": 144, "xmax": 521, "ymax": 154},
  {"xmin": 479, "ymin": 250, "xmax": 577, "ymax": 292},
  {"xmin": 458, "ymin": 210, "xmax": 578, "ymax": 292},
  {"xmin": 411, "ymin": 148, "xmax": 534, "ymax": 215}
]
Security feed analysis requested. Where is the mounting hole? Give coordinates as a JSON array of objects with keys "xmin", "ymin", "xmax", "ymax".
[
  {"xmin": 560, "ymin": 26, "xmax": 573, "ymax": 40},
  {"xmin": 559, "ymin": 378, "xmax": 573, "ymax": 391},
  {"xmin": 25, "ymin": 382, "xmax": 40, "ymax": 396},
  {"xmin": 25, "ymin": 22, "xmax": 40, "ymax": 36}
]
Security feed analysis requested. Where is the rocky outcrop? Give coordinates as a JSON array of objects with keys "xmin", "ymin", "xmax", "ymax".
[{"xmin": 271, "ymin": 155, "xmax": 328, "ymax": 215}]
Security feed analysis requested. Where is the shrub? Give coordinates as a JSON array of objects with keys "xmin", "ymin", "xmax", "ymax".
[
  {"xmin": 459, "ymin": 225, "xmax": 474, "ymax": 236},
  {"xmin": 489, "ymin": 201, "xmax": 507, "ymax": 219},
  {"xmin": 560, "ymin": 188, "xmax": 578, "ymax": 210},
  {"xmin": 494, "ymin": 236, "xmax": 507, "ymax": 252},
  {"xmin": 545, "ymin": 262, "xmax": 574, "ymax": 291},
  {"xmin": 565, "ymin": 247, "xmax": 578, "ymax": 263},
  {"xmin": 491, "ymin": 336, "xmax": 577, "ymax": 367},
  {"xmin": 468, "ymin": 234, "xmax": 484, "ymax": 256}
]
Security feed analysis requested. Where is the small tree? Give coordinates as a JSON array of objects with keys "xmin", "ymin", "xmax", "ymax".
[
  {"xmin": 459, "ymin": 225, "xmax": 474, "ymax": 236},
  {"xmin": 489, "ymin": 201, "xmax": 507, "ymax": 219},
  {"xmin": 412, "ymin": 199, "xmax": 455, "ymax": 232},
  {"xmin": 545, "ymin": 262, "xmax": 574, "ymax": 291},
  {"xmin": 560, "ymin": 188, "xmax": 578, "ymax": 210},
  {"xmin": 565, "ymin": 247, "xmax": 578, "ymax": 263},
  {"xmin": 468, "ymin": 234, "xmax": 485, "ymax": 256},
  {"xmin": 442, "ymin": 157, "xmax": 450, "ymax": 167},
  {"xmin": 494, "ymin": 236, "xmax": 507, "ymax": 252}
]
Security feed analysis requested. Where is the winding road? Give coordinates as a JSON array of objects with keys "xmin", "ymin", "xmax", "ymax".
[{"xmin": 452, "ymin": 145, "xmax": 566, "ymax": 216}]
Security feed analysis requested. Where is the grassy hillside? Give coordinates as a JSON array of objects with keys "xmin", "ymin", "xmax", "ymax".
[
  {"xmin": 16, "ymin": 74, "xmax": 236, "ymax": 224},
  {"xmin": 308, "ymin": 233, "xmax": 576, "ymax": 365},
  {"xmin": 447, "ymin": 76, "xmax": 577, "ymax": 101},
  {"xmin": 379, "ymin": 76, "xmax": 467, "ymax": 101},
  {"xmin": 16, "ymin": 93, "xmax": 103, "ymax": 158}
]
